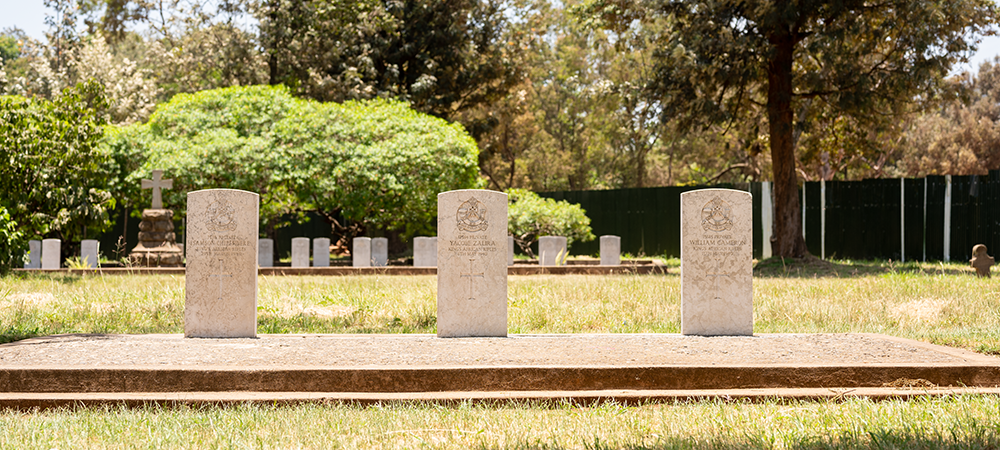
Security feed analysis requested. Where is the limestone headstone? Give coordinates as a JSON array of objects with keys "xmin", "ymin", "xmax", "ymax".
[
  {"xmin": 313, "ymin": 237, "xmax": 330, "ymax": 267},
  {"xmin": 291, "ymin": 237, "xmax": 310, "ymax": 268},
  {"xmin": 353, "ymin": 237, "xmax": 371, "ymax": 267},
  {"xmin": 971, "ymin": 244, "xmax": 994, "ymax": 278},
  {"xmin": 80, "ymin": 240, "xmax": 99, "ymax": 268},
  {"xmin": 413, "ymin": 237, "xmax": 437, "ymax": 267},
  {"xmin": 437, "ymin": 189, "xmax": 508, "ymax": 337},
  {"xmin": 372, "ymin": 237, "xmax": 388, "ymax": 267},
  {"xmin": 680, "ymin": 188, "xmax": 753, "ymax": 336},
  {"xmin": 185, "ymin": 189, "xmax": 259, "ymax": 338},
  {"xmin": 41, "ymin": 239, "xmax": 60, "ymax": 269},
  {"xmin": 538, "ymin": 236, "xmax": 567, "ymax": 266},
  {"xmin": 600, "ymin": 235, "xmax": 621, "ymax": 266},
  {"xmin": 508, "ymin": 236, "xmax": 514, "ymax": 266},
  {"xmin": 24, "ymin": 240, "xmax": 41, "ymax": 269},
  {"xmin": 258, "ymin": 239, "xmax": 274, "ymax": 268}
]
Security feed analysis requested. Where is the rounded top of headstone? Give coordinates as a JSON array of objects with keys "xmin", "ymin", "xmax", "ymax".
[
  {"xmin": 680, "ymin": 188, "xmax": 751, "ymax": 198},
  {"xmin": 438, "ymin": 189, "xmax": 507, "ymax": 200},
  {"xmin": 188, "ymin": 188, "xmax": 260, "ymax": 198}
]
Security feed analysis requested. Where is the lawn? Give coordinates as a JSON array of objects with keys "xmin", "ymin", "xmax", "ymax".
[{"xmin": 1, "ymin": 258, "xmax": 999, "ymax": 449}]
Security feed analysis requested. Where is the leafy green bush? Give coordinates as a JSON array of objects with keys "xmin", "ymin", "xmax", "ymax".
[
  {"xmin": 507, "ymin": 189, "xmax": 595, "ymax": 257},
  {"xmin": 102, "ymin": 85, "xmax": 481, "ymax": 238},
  {"xmin": 0, "ymin": 206, "xmax": 25, "ymax": 274}
]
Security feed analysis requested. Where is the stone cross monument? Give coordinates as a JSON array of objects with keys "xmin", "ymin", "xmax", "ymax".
[{"xmin": 129, "ymin": 169, "xmax": 184, "ymax": 266}]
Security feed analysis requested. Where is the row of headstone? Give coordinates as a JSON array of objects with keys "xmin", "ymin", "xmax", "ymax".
[
  {"xmin": 183, "ymin": 188, "xmax": 755, "ymax": 339},
  {"xmin": 23, "ymin": 239, "xmax": 101, "ymax": 269}
]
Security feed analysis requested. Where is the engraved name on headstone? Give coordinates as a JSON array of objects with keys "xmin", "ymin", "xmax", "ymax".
[
  {"xmin": 680, "ymin": 189, "xmax": 753, "ymax": 336},
  {"xmin": 437, "ymin": 190, "xmax": 508, "ymax": 337},
  {"xmin": 185, "ymin": 189, "xmax": 259, "ymax": 338}
]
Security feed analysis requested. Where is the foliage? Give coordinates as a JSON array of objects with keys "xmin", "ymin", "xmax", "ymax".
[
  {"xmin": 0, "ymin": 80, "xmax": 115, "ymax": 243},
  {"xmin": 506, "ymin": 188, "xmax": 594, "ymax": 257},
  {"xmin": 102, "ymin": 85, "xmax": 481, "ymax": 240},
  {"xmin": 73, "ymin": 36, "xmax": 158, "ymax": 124},
  {"xmin": 0, "ymin": 207, "xmax": 26, "ymax": 275}
]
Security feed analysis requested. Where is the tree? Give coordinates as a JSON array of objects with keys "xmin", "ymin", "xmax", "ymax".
[
  {"xmin": 507, "ymin": 188, "xmax": 594, "ymax": 257},
  {"xmin": 585, "ymin": 0, "xmax": 996, "ymax": 257}
]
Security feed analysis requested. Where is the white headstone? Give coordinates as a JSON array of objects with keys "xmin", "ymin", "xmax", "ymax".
[
  {"xmin": 185, "ymin": 189, "xmax": 259, "ymax": 338},
  {"xmin": 80, "ymin": 240, "xmax": 99, "ymax": 268},
  {"xmin": 291, "ymin": 237, "xmax": 310, "ymax": 268},
  {"xmin": 437, "ymin": 189, "xmax": 508, "ymax": 337},
  {"xmin": 508, "ymin": 236, "xmax": 514, "ymax": 266},
  {"xmin": 258, "ymin": 239, "xmax": 274, "ymax": 267},
  {"xmin": 600, "ymin": 235, "xmax": 621, "ymax": 266},
  {"xmin": 41, "ymin": 239, "xmax": 60, "ymax": 269},
  {"xmin": 313, "ymin": 237, "xmax": 330, "ymax": 267},
  {"xmin": 413, "ymin": 237, "xmax": 437, "ymax": 267},
  {"xmin": 24, "ymin": 240, "xmax": 41, "ymax": 269},
  {"xmin": 538, "ymin": 236, "xmax": 567, "ymax": 266},
  {"xmin": 372, "ymin": 237, "xmax": 388, "ymax": 267},
  {"xmin": 353, "ymin": 237, "xmax": 371, "ymax": 267},
  {"xmin": 680, "ymin": 188, "xmax": 753, "ymax": 336}
]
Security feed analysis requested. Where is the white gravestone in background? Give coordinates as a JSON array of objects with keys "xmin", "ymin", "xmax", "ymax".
[
  {"xmin": 600, "ymin": 235, "xmax": 621, "ymax": 266},
  {"xmin": 353, "ymin": 237, "xmax": 371, "ymax": 267},
  {"xmin": 80, "ymin": 240, "xmax": 99, "ymax": 268},
  {"xmin": 313, "ymin": 237, "xmax": 330, "ymax": 267},
  {"xmin": 413, "ymin": 237, "xmax": 437, "ymax": 267},
  {"xmin": 437, "ymin": 189, "xmax": 508, "ymax": 337},
  {"xmin": 508, "ymin": 236, "xmax": 514, "ymax": 266},
  {"xmin": 680, "ymin": 188, "xmax": 753, "ymax": 336},
  {"xmin": 372, "ymin": 237, "xmax": 388, "ymax": 266},
  {"xmin": 291, "ymin": 237, "xmax": 310, "ymax": 268},
  {"xmin": 538, "ymin": 236, "xmax": 567, "ymax": 266},
  {"xmin": 258, "ymin": 238, "xmax": 274, "ymax": 267},
  {"xmin": 185, "ymin": 189, "xmax": 259, "ymax": 338},
  {"xmin": 41, "ymin": 239, "xmax": 60, "ymax": 269},
  {"xmin": 24, "ymin": 240, "xmax": 41, "ymax": 269}
]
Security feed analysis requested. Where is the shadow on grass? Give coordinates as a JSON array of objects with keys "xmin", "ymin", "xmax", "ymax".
[{"xmin": 754, "ymin": 255, "xmax": 973, "ymax": 278}]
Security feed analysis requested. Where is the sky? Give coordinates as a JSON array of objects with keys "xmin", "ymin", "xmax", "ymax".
[{"xmin": 2, "ymin": 0, "xmax": 1000, "ymax": 75}]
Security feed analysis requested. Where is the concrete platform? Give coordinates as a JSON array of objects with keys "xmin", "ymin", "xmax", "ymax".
[
  {"xmin": 0, "ymin": 333, "xmax": 997, "ymax": 408},
  {"xmin": 13, "ymin": 264, "xmax": 666, "ymax": 276}
]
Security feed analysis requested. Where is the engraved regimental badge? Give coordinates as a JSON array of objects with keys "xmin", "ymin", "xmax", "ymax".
[
  {"xmin": 701, "ymin": 197, "xmax": 734, "ymax": 232},
  {"xmin": 206, "ymin": 200, "xmax": 238, "ymax": 232},
  {"xmin": 456, "ymin": 197, "xmax": 489, "ymax": 232}
]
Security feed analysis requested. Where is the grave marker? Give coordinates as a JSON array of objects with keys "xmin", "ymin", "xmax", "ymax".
[
  {"xmin": 24, "ymin": 240, "xmax": 41, "ymax": 269},
  {"xmin": 538, "ymin": 236, "xmax": 567, "ymax": 266},
  {"xmin": 41, "ymin": 239, "xmax": 60, "ymax": 269},
  {"xmin": 971, "ymin": 244, "xmax": 994, "ymax": 278},
  {"xmin": 258, "ymin": 239, "xmax": 274, "ymax": 267},
  {"xmin": 508, "ymin": 236, "xmax": 514, "ymax": 266},
  {"xmin": 600, "ymin": 235, "xmax": 621, "ymax": 266},
  {"xmin": 353, "ymin": 237, "xmax": 371, "ymax": 267},
  {"xmin": 680, "ymin": 189, "xmax": 753, "ymax": 336},
  {"xmin": 291, "ymin": 238, "xmax": 310, "ymax": 268},
  {"xmin": 80, "ymin": 240, "xmax": 99, "ymax": 268},
  {"xmin": 313, "ymin": 238, "xmax": 330, "ymax": 267},
  {"xmin": 185, "ymin": 189, "xmax": 258, "ymax": 338},
  {"xmin": 372, "ymin": 237, "xmax": 388, "ymax": 266},
  {"xmin": 437, "ymin": 189, "xmax": 508, "ymax": 337},
  {"xmin": 413, "ymin": 237, "xmax": 437, "ymax": 267}
]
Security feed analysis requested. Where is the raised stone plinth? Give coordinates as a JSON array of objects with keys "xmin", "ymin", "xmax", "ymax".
[{"xmin": 129, "ymin": 209, "xmax": 183, "ymax": 267}]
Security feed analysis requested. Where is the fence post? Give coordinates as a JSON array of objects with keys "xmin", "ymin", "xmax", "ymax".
[
  {"xmin": 820, "ymin": 179, "xmax": 826, "ymax": 259},
  {"xmin": 923, "ymin": 178, "xmax": 927, "ymax": 262},
  {"xmin": 802, "ymin": 183, "xmax": 806, "ymax": 242},
  {"xmin": 762, "ymin": 181, "xmax": 772, "ymax": 259},
  {"xmin": 900, "ymin": 178, "xmax": 905, "ymax": 263},
  {"xmin": 944, "ymin": 175, "xmax": 952, "ymax": 262}
]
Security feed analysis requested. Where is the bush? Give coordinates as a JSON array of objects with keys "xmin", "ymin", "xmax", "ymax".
[
  {"xmin": 0, "ymin": 206, "xmax": 25, "ymax": 274},
  {"xmin": 507, "ymin": 189, "xmax": 595, "ymax": 257}
]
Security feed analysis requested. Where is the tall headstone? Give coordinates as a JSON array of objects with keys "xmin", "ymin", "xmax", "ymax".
[
  {"xmin": 185, "ymin": 189, "xmax": 258, "ymax": 338},
  {"xmin": 600, "ymin": 235, "xmax": 621, "ymax": 266},
  {"xmin": 80, "ymin": 240, "xmax": 99, "ymax": 268},
  {"xmin": 508, "ymin": 236, "xmax": 514, "ymax": 266},
  {"xmin": 41, "ymin": 239, "xmax": 60, "ymax": 269},
  {"xmin": 372, "ymin": 237, "xmax": 388, "ymax": 267},
  {"xmin": 291, "ymin": 238, "xmax": 310, "ymax": 268},
  {"xmin": 353, "ymin": 237, "xmax": 372, "ymax": 267},
  {"xmin": 437, "ymin": 189, "xmax": 508, "ymax": 337},
  {"xmin": 413, "ymin": 237, "xmax": 437, "ymax": 267},
  {"xmin": 538, "ymin": 236, "xmax": 567, "ymax": 266},
  {"xmin": 313, "ymin": 237, "xmax": 330, "ymax": 267},
  {"xmin": 258, "ymin": 239, "xmax": 274, "ymax": 267},
  {"xmin": 680, "ymin": 188, "xmax": 753, "ymax": 336},
  {"xmin": 24, "ymin": 240, "xmax": 41, "ymax": 269},
  {"xmin": 129, "ymin": 170, "xmax": 183, "ymax": 266}
]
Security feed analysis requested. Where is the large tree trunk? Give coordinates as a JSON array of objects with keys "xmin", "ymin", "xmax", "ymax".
[{"xmin": 766, "ymin": 27, "xmax": 809, "ymax": 258}]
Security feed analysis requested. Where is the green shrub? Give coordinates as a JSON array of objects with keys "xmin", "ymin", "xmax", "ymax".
[
  {"xmin": 0, "ymin": 206, "xmax": 25, "ymax": 274},
  {"xmin": 507, "ymin": 189, "xmax": 594, "ymax": 257}
]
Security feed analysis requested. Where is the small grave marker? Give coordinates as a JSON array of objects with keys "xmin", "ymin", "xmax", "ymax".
[
  {"xmin": 80, "ymin": 240, "xmax": 99, "ymax": 268},
  {"xmin": 24, "ymin": 240, "xmax": 41, "ymax": 269},
  {"xmin": 291, "ymin": 238, "xmax": 310, "ymax": 268},
  {"xmin": 971, "ymin": 244, "xmax": 994, "ymax": 278},
  {"xmin": 313, "ymin": 237, "xmax": 330, "ymax": 267},
  {"xmin": 413, "ymin": 237, "xmax": 437, "ymax": 267},
  {"xmin": 353, "ymin": 237, "xmax": 371, "ymax": 267},
  {"xmin": 258, "ymin": 239, "xmax": 273, "ymax": 267},
  {"xmin": 600, "ymin": 235, "xmax": 621, "ymax": 266},
  {"xmin": 372, "ymin": 238, "xmax": 388, "ymax": 266},
  {"xmin": 539, "ymin": 236, "xmax": 567, "ymax": 266},
  {"xmin": 41, "ymin": 239, "xmax": 60, "ymax": 269}
]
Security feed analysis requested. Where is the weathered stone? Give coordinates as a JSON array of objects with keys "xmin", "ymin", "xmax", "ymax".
[
  {"xmin": 353, "ymin": 237, "xmax": 371, "ymax": 267},
  {"xmin": 258, "ymin": 239, "xmax": 273, "ymax": 268},
  {"xmin": 41, "ymin": 239, "xmax": 60, "ymax": 269},
  {"xmin": 313, "ymin": 237, "xmax": 330, "ymax": 267},
  {"xmin": 971, "ymin": 244, "xmax": 994, "ymax": 278},
  {"xmin": 413, "ymin": 237, "xmax": 437, "ymax": 267},
  {"xmin": 291, "ymin": 238, "xmax": 310, "ymax": 268},
  {"xmin": 129, "ymin": 209, "xmax": 183, "ymax": 267},
  {"xmin": 600, "ymin": 235, "xmax": 621, "ymax": 266},
  {"xmin": 372, "ymin": 238, "xmax": 388, "ymax": 267},
  {"xmin": 141, "ymin": 169, "xmax": 173, "ymax": 210},
  {"xmin": 539, "ymin": 236, "xmax": 567, "ymax": 266},
  {"xmin": 508, "ymin": 236, "xmax": 514, "ymax": 266},
  {"xmin": 680, "ymin": 188, "xmax": 753, "ymax": 336},
  {"xmin": 184, "ymin": 189, "xmax": 258, "ymax": 338},
  {"xmin": 437, "ymin": 189, "xmax": 508, "ymax": 337},
  {"xmin": 80, "ymin": 240, "xmax": 99, "ymax": 268},
  {"xmin": 24, "ymin": 240, "xmax": 41, "ymax": 269}
]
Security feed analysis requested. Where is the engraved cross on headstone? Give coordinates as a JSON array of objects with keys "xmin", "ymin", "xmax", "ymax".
[
  {"xmin": 208, "ymin": 259, "xmax": 232, "ymax": 301},
  {"xmin": 460, "ymin": 258, "xmax": 484, "ymax": 301},
  {"xmin": 141, "ymin": 169, "xmax": 174, "ymax": 209}
]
